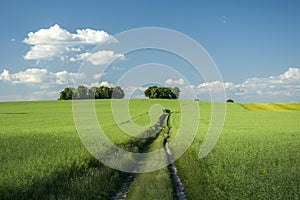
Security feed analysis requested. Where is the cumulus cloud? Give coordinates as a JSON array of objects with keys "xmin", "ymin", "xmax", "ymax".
[
  {"xmin": 231, "ymin": 68, "xmax": 300, "ymax": 98},
  {"xmin": 0, "ymin": 68, "xmax": 84, "ymax": 87},
  {"xmin": 89, "ymin": 81, "xmax": 114, "ymax": 88},
  {"xmin": 279, "ymin": 67, "xmax": 300, "ymax": 79},
  {"xmin": 195, "ymin": 68, "xmax": 300, "ymax": 102},
  {"xmin": 24, "ymin": 45, "xmax": 66, "ymax": 60},
  {"xmin": 0, "ymin": 68, "xmax": 48, "ymax": 83},
  {"xmin": 23, "ymin": 24, "xmax": 112, "ymax": 45},
  {"xmin": 197, "ymin": 80, "xmax": 233, "ymax": 93},
  {"xmin": 86, "ymin": 51, "xmax": 125, "ymax": 65},
  {"xmin": 23, "ymin": 24, "xmax": 117, "ymax": 61},
  {"xmin": 0, "ymin": 69, "xmax": 12, "ymax": 81},
  {"xmin": 165, "ymin": 78, "xmax": 185, "ymax": 85},
  {"xmin": 69, "ymin": 52, "xmax": 91, "ymax": 62},
  {"xmin": 70, "ymin": 50, "xmax": 124, "ymax": 65}
]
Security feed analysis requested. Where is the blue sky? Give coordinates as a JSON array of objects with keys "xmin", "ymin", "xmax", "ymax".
[{"xmin": 0, "ymin": 0, "xmax": 299, "ymax": 102}]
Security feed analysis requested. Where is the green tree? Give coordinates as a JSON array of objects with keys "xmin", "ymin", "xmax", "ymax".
[
  {"xmin": 58, "ymin": 86, "xmax": 125, "ymax": 100},
  {"xmin": 144, "ymin": 86, "xmax": 159, "ymax": 99},
  {"xmin": 88, "ymin": 87, "xmax": 97, "ymax": 99},
  {"xmin": 75, "ymin": 85, "xmax": 88, "ymax": 99},
  {"xmin": 95, "ymin": 86, "xmax": 112, "ymax": 99},
  {"xmin": 172, "ymin": 87, "xmax": 180, "ymax": 99},
  {"xmin": 111, "ymin": 86, "xmax": 125, "ymax": 99},
  {"xmin": 59, "ymin": 87, "xmax": 74, "ymax": 100},
  {"xmin": 144, "ymin": 86, "xmax": 180, "ymax": 99}
]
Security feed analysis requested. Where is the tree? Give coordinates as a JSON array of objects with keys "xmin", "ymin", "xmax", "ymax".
[
  {"xmin": 58, "ymin": 85, "xmax": 125, "ymax": 100},
  {"xmin": 88, "ymin": 87, "xmax": 97, "ymax": 99},
  {"xmin": 144, "ymin": 86, "xmax": 180, "ymax": 99},
  {"xmin": 144, "ymin": 86, "xmax": 158, "ymax": 99},
  {"xmin": 226, "ymin": 99, "xmax": 234, "ymax": 103},
  {"xmin": 111, "ymin": 86, "xmax": 125, "ymax": 99},
  {"xmin": 75, "ymin": 85, "xmax": 89, "ymax": 99},
  {"xmin": 98, "ymin": 86, "xmax": 111, "ymax": 99},
  {"xmin": 59, "ymin": 87, "xmax": 74, "ymax": 100},
  {"xmin": 172, "ymin": 87, "xmax": 180, "ymax": 99}
]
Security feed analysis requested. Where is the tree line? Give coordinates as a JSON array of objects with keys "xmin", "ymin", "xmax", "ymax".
[
  {"xmin": 59, "ymin": 85, "xmax": 180, "ymax": 100},
  {"xmin": 59, "ymin": 85, "xmax": 125, "ymax": 100}
]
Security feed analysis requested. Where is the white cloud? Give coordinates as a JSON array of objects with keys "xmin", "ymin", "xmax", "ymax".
[
  {"xmin": 0, "ymin": 69, "xmax": 11, "ymax": 81},
  {"xmin": 0, "ymin": 68, "xmax": 84, "ymax": 87},
  {"xmin": 195, "ymin": 68, "xmax": 300, "ymax": 102},
  {"xmin": 23, "ymin": 24, "xmax": 116, "ymax": 61},
  {"xmin": 279, "ymin": 67, "xmax": 300, "ymax": 79},
  {"xmin": 89, "ymin": 81, "xmax": 114, "ymax": 88},
  {"xmin": 86, "ymin": 51, "xmax": 125, "ymax": 65},
  {"xmin": 23, "ymin": 24, "xmax": 112, "ymax": 45},
  {"xmin": 52, "ymin": 70, "xmax": 85, "ymax": 85},
  {"xmin": 0, "ymin": 68, "xmax": 48, "ymax": 83},
  {"xmin": 197, "ymin": 80, "xmax": 233, "ymax": 93},
  {"xmin": 69, "ymin": 50, "xmax": 124, "ymax": 65},
  {"xmin": 93, "ymin": 73, "xmax": 104, "ymax": 80},
  {"xmin": 231, "ymin": 68, "xmax": 300, "ymax": 99},
  {"xmin": 74, "ymin": 28, "xmax": 113, "ymax": 44},
  {"xmin": 165, "ymin": 78, "xmax": 185, "ymax": 85},
  {"xmin": 69, "ymin": 52, "xmax": 91, "ymax": 62},
  {"xmin": 24, "ymin": 45, "xmax": 66, "ymax": 60}
]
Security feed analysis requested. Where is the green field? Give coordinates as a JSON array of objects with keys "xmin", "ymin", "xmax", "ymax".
[{"xmin": 0, "ymin": 100, "xmax": 299, "ymax": 199}]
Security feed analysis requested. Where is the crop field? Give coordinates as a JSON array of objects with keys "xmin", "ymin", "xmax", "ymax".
[
  {"xmin": 0, "ymin": 100, "xmax": 299, "ymax": 199},
  {"xmin": 242, "ymin": 103, "xmax": 300, "ymax": 112}
]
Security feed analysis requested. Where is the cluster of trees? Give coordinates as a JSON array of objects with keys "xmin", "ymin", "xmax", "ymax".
[
  {"xmin": 59, "ymin": 85, "xmax": 181, "ymax": 100},
  {"xmin": 144, "ymin": 86, "xmax": 180, "ymax": 99},
  {"xmin": 59, "ymin": 85, "xmax": 124, "ymax": 100}
]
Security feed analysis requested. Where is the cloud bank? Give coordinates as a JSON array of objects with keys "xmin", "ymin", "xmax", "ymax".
[
  {"xmin": 195, "ymin": 68, "xmax": 300, "ymax": 102},
  {"xmin": 1, "ymin": 67, "xmax": 299, "ymax": 102},
  {"xmin": 0, "ymin": 68, "xmax": 84, "ymax": 88}
]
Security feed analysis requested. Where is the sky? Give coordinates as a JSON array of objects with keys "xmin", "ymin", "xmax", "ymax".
[{"xmin": 0, "ymin": 0, "xmax": 299, "ymax": 102}]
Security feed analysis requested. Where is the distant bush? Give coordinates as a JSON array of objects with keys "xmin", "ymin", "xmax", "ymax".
[
  {"xmin": 226, "ymin": 99, "xmax": 234, "ymax": 103},
  {"xmin": 59, "ymin": 85, "xmax": 124, "ymax": 100}
]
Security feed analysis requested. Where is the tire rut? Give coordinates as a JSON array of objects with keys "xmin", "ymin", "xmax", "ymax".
[
  {"xmin": 112, "ymin": 111, "xmax": 169, "ymax": 200},
  {"xmin": 164, "ymin": 112, "xmax": 187, "ymax": 200},
  {"xmin": 113, "ymin": 110, "xmax": 187, "ymax": 200}
]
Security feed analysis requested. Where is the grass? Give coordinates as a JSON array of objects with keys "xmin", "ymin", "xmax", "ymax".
[
  {"xmin": 0, "ymin": 100, "xmax": 299, "ymax": 199},
  {"xmin": 0, "ymin": 100, "xmax": 177, "ymax": 199},
  {"xmin": 126, "ymin": 128, "xmax": 174, "ymax": 200},
  {"xmin": 0, "ymin": 101, "xmax": 120, "ymax": 199},
  {"xmin": 173, "ymin": 102, "xmax": 300, "ymax": 199}
]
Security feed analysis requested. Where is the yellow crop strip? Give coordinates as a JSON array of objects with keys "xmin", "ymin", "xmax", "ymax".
[{"xmin": 242, "ymin": 103, "xmax": 300, "ymax": 112}]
